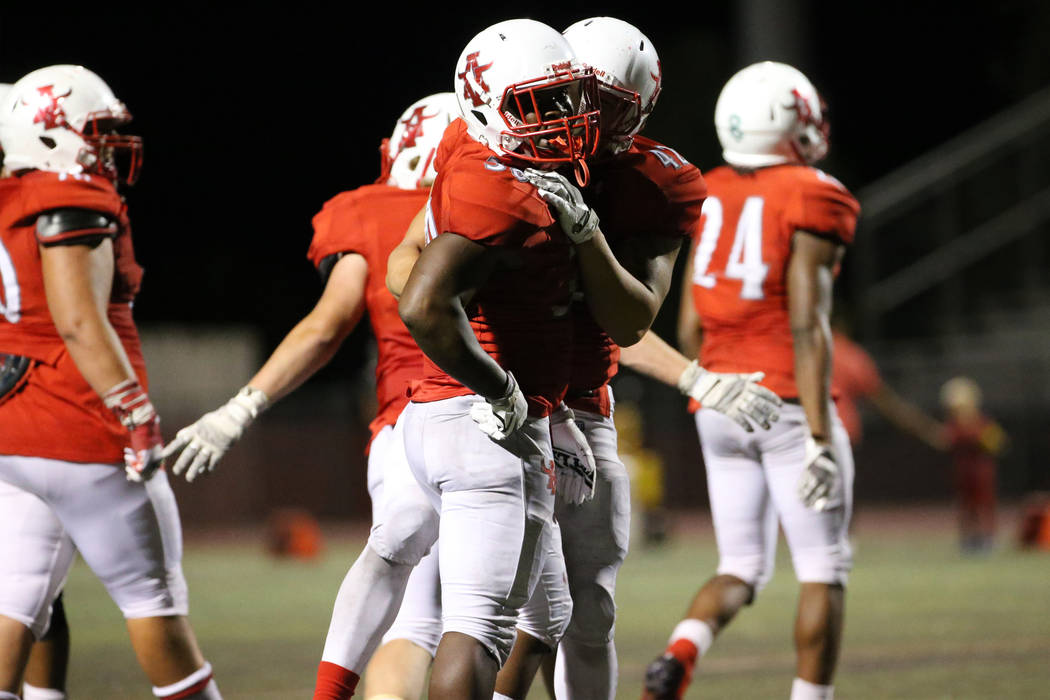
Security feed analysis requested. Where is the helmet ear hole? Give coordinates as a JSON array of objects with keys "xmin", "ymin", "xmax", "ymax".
[
  {"xmin": 39, "ymin": 136, "xmax": 57, "ymax": 150},
  {"xmin": 471, "ymin": 109, "xmax": 488, "ymax": 126}
]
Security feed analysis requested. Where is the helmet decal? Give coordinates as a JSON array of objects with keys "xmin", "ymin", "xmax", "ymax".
[
  {"xmin": 27, "ymin": 85, "xmax": 72, "ymax": 130},
  {"xmin": 397, "ymin": 105, "xmax": 436, "ymax": 151},
  {"xmin": 457, "ymin": 51, "xmax": 493, "ymax": 107}
]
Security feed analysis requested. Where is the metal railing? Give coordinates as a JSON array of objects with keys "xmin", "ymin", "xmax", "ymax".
[{"xmin": 852, "ymin": 85, "xmax": 1050, "ymax": 339}]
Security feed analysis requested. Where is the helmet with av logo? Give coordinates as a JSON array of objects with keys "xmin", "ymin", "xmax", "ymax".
[
  {"xmin": 563, "ymin": 16, "xmax": 662, "ymax": 154},
  {"xmin": 379, "ymin": 92, "xmax": 459, "ymax": 190},
  {"xmin": 453, "ymin": 18, "xmax": 601, "ymax": 179},
  {"xmin": 714, "ymin": 61, "xmax": 829, "ymax": 168},
  {"xmin": 0, "ymin": 65, "xmax": 143, "ymax": 184}
]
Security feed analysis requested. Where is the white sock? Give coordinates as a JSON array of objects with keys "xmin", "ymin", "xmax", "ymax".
[
  {"xmin": 669, "ymin": 618, "xmax": 715, "ymax": 657},
  {"xmin": 320, "ymin": 545, "xmax": 415, "ymax": 673},
  {"xmin": 790, "ymin": 677, "xmax": 834, "ymax": 700},
  {"xmin": 0, "ymin": 691, "xmax": 20, "ymax": 700},
  {"xmin": 152, "ymin": 661, "xmax": 222, "ymax": 699},
  {"xmin": 493, "ymin": 694, "xmax": 515, "ymax": 700},
  {"xmin": 22, "ymin": 685, "xmax": 66, "ymax": 700},
  {"xmin": 553, "ymin": 638, "xmax": 617, "ymax": 700}
]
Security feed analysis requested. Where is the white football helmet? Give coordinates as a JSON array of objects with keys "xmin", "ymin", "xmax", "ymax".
[
  {"xmin": 379, "ymin": 92, "xmax": 459, "ymax": 190},
  {"xmin": 563, "ymin": 17, "xmax": 662, "ymax": 154},
  {"xmin": 714, "ymin": 61, "xmax": 829, "ymax": 168},
  {"xmin": 0, "ymin": 65, "xmax": 142, "ymax": 184},
  {"xmin": 454, "ymin": 18, "xmax": 601, "ymax": 181}
]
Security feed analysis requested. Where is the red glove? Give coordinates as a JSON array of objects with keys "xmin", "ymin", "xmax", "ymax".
[{"xmin": 103, "ymin": 379, "xmax": 164, "ymax": 482}]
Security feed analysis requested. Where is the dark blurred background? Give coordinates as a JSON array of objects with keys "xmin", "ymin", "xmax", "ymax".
[{"xmin": 3, "ymin": 1, "xmax": 1049, "ymax": 525}]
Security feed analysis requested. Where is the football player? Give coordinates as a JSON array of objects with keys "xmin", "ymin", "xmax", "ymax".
[
  {"xmin": 314, "ymin": 18, "xmax": 602, "ymax": 700},
  {"xmin": 160, "ymin": 93, "xmax": 459, "ymax": 700},
  {"xmin": 642, "ymin": 62, "xmax": 861, "ymax": 700},
  {"xmin": 490, "ymin": 18, "xmax": 781, "ymax": 700},
  {"xmin": 0, "ymin": 65, "xmax": 220, "ymax": 700},
  {"xmin": 0, "ymin": 77, "xmax": 72, "ymax": 700}
]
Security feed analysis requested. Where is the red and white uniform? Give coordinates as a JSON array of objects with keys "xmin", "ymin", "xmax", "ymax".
[
  {"xmin": 0, "ymin": 171, "xmax": 147, "ymax": 463},
  {"xmin": 566, "ymin": 136, "xmax": 706, "ymax": 416},
  {"xmin": 408, "ymin": 119, "xmax": 574, "ymax": 418},
  {"xmin": 692, "ymin": 165, "xmax": 859, "ymax": 399},
  {"xmin": 378, "ymin": 119, "xmax": 573, "ymax": 665},
  {"xmin": 306, "ymin": 185, "xmax": 426, "ymax": 447},
  {"xmin": 0, "ymin": 171, "xmax": 186, "ymax": 639},
  {"xmin": 688, "ymin": 164, "xmax": 860, "ymax": 588},
  {"xmin": 534, "ymin": 138, "xmax": 705, "ymax": 699},
  {"xmin": 307, "ymin": 184, "xmax": 443, "ymax": 656}
]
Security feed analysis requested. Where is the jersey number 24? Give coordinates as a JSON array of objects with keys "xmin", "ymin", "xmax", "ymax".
[{"xmin": 691, "ymin": 196, "xmax": 769, "ymax": 300}]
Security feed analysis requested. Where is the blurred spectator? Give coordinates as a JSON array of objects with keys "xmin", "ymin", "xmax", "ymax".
[
  {"xmin": 617, "ymin": 401, "xmax": 669, "ymax": 546},
  {"xmin": 940, "ymin": 377, "xmax": 1007, "ymax": 554}
]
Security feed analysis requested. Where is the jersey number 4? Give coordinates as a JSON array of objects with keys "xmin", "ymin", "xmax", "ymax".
[
  {"xmin": 0, "ymin": 239, "xmax": 20, "ymax": 323},
  {"xmin": 691, "ymin": 196, "xmax": 769, "ymax": 300}
]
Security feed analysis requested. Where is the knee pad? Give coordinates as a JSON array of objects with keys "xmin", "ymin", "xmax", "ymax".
[
  {"xmin": 367, "ymin": 506, "xmax": 438, "ymax": 566},
  {"xmin": 562, "ymin": 579, "xmax": 616, "ymax": 646},
  {"xmin": 516, "ymin": 580, "xmax": 573, "ymax": 649},
  {"xmin": 792, "ymin": 540, "xmax": 853, "ymax": 586},
  {"xmin": 716, "ymin": 551, "xmax": 775, "ymax": 595}
]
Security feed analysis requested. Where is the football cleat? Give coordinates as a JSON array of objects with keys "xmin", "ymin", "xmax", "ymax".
[{"xmin": 643, "ymin": 653, "xmax": 689, "ymax": 700}]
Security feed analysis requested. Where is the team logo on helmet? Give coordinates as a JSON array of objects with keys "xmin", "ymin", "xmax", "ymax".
[
  {"xmin": 25, "ymin": 84, "xmax": 72, "ymax": 130},
  {"xmin": 397, "ymin": 105, "xmax": 436, "ymax": 151},
  {"xmin": 457, "ymin": 51, "xmax": 493, "ymax": 107}
]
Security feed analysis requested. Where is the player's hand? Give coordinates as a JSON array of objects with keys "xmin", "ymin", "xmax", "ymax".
[
  {"xmin": 103, "ymin": 379, "xmax": 165, "ymax": 482},
  {"xmin": 521, "ymin": 168, "xmax": 599, "ymax": 244},
  {"xmin": 678, "ymin": 360, "xmax": 782, "ymax": 432},
  {"xmin": 797, "ymin": 436, "xmax": 842, "ymax": 511},
  {"xmin": 470, "ymin": 371, "xmax": 528, "ymax": 442},
  {"xmin": 161, "ymin": 386, "xmax": 269, "ymax": 483},
  {"xmin": 550, "ymin": 402, "xmax": 596, "ymax": 505}
]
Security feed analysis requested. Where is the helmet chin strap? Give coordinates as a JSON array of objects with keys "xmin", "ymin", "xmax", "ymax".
[{"xmin": 573, "ymin": 158, "xmax": 590, "ymax": 187}]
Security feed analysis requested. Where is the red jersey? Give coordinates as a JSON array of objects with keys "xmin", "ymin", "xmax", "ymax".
[
  {"xmin": 306, "ymin": 184, "xmax": 428, "ymax": 443},
  {"xmin": 830, "ymin": 331, "xmax": 883, "ymax": 444},
  {"xmin": 0, "ymin": 171, "xmax": 148, "ymax": 464},
  {"xmin": 567, "ymin": 137, "xmax": 706, "ymax": 416},
  {"xmin": 690, "ymin": 165, "xmax": 860, "ymax": 399},
  {"xmin": 409, "ymin": 119, "xmax": 574, "ymax": 417}
]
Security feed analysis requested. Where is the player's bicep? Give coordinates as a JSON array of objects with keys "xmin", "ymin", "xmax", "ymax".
[
  {"xmin": 614, "ymin": 234, "xmax": 682, "ymax": 300},
  {"xmin": 403, "ymin": 232, "xmax": 495, "ymax": 310},
  {"xmin": 39, "ymin": 237, "xmax": 115, "ymax": 333},
  {"xmin": 787, "ymin": 230, "xmax": 843, "ymax": 332},
  {"xmin": 312, "ymin": 253, "xmax": 368, "ymax": 335}
]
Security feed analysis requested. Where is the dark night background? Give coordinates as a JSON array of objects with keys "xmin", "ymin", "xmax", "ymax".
[{"xmin": 3, "ymin": 3, "xmax": 1049, "ymax": 520}]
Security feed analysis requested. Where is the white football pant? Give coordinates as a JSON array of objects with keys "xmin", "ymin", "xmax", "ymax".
[
  {"xmin": 367, "ymin": 421, "xmax": 442, "ymax": 656},
  {"xmin": 0, "ymin": 456, "xmax": 188, "ymax": 638},
  {"xmin": 550, "ymin": 398, "xmax": 630, "ymax": 700},
  {"xmin": 402, "ymin": 395, "xmax": 556, "ymax": 666},
  {"xmin": 697, "ymin": 402, "xmax": 854, "ymax": 588}
]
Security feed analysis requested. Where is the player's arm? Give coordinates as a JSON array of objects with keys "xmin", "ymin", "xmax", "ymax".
[
  {"xmin": 788, "ymin": 231, "xmax": 843, "ymax": 443},
  {"xmin": 163, "ymin": 254, "xmax": 368, "ymax": 481},
  {"xmin": 789, "ymin": 230, "xmax": 844, "ymax": 510},
  {"xmin": 521, "ymin": 168, "xmax": 677, "ymax": 346},
  {"xmin": 399, "ymin": 232, "xmax": 528, "ymax": 439},
  {"xmin": 386, "ymin": 205, "xmax": 426, "ymax": 299},
  {"xmin": 40, "ymin": 231, "xmax": 162, "ymax": 481},
  {"xmin": 676, "ymin": 242, "xmax": 703, "ymax": 360},
  {"xmin": 866, "ymin": 383, "xmax": 947, "ymax": 450},
  {"xmin": 574, "ymin": 232, "xmax": 680, "ymax": 346},
  {"xmin": 398, "ymin": 232, "xmax": 504, "ymax": 398}
]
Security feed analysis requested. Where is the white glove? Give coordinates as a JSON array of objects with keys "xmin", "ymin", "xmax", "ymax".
[
  {"xmin": 678, "ymin": 361, "xmax": 782, "ymax": 432},
  {"xmin": 550, "ymin": 403, "xmax": 597, "ymax": 505},
  {"xmin": 161, "ymin": 385, "xmax": 269, "ymax": 482},
  {"xmin": 470, "ymin": 371, "xmax": 528, "ymax": 442},
  {"xmin": 521, "ymin": 168, "xmax": 599, "ymax": 244},
  {"xmin": 797, "ymin": 436, "xmax": 842, "ymax": 511}
]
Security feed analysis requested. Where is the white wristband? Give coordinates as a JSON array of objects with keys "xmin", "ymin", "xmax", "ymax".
[{"xmin": 676, "ymin": 360, "xmax": 704, "ymax": 395}]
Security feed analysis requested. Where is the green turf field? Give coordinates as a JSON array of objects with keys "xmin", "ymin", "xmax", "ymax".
[{"xmin": 57, "ymin": 506, "xmax": 1050, "ymax": 698}]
